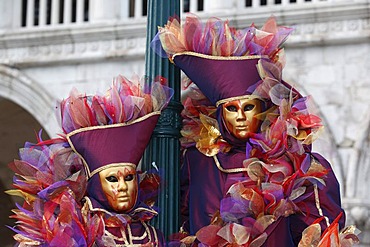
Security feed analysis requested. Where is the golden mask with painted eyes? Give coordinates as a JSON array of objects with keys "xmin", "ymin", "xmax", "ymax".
[
  {"xmin": 99, "ymin": 165, "xmax": 138, "ymax": 213},
  {"xmin": 222, "ymin": 98, "xmax": 262, "ymax": 140}
]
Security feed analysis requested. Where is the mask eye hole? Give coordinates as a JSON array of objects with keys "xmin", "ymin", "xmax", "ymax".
[
  {"xmin": 125, "ymin": 174, "xmax": 134, "ymax": 181},
  {"xmin": 244, "ymin": 104, "xmax": 255, "ymax": 112},
  {"xmin": 226, "ymin": 105, "xmax": 237, "ymax": 112},
  {"xmin": 106, "ymin": 176, "xmax": 118, "ymax": 183}
]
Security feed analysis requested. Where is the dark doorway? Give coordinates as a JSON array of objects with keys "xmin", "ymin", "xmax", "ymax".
[{"xmin": 0, "ymin": 98, "xmax": 49, "ymax": 246}]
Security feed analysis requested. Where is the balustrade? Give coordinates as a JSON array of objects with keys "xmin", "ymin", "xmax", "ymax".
[
  {"xmin": 5, "ymin": 0, "xmax": 339, "ymax": 30},
  {"xmin": 20, "ymin": 0, "xmax": 89, "ymax": 27}
]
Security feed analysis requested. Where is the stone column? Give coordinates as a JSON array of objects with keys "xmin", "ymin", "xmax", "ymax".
[
  {"xmin": 143, "ymin": 0, "xmax": 182, "ymax": 239},
  {"xmin": 203, "ymin": 0, "xmax": 234, "ymax": 12},
  {"xmin": 0, "ymin": 0, "xmax": 22, "ymax": 29},
  {"xmin": 89, "ymin": 0, "xmax": 122, "ymax": 23}
]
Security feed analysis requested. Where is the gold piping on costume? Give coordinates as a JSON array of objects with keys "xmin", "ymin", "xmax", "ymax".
[
  {"xmin": 115, "ymin": 244, "xmax": 143, "ymax": 247},
  {"xmin": 127, "ymin": 222, "xmax": 158, "ymax": 245},
  {"xmin": 127, "ymin": 223, "xmax": 149, "ymax": 244},
  {"xmin": 213, "ymin": 156, "xmax": 249, "ymax": 173},
  {"xmin": 66, "ymin": 111, "xmax": 161, "ymax": 178},
  {"xmin": 86, "ymin": 197, "xmax": 159, "ymax": 245},
  {"xmin": 84, "ymin": 196, "xmax": 115, "ymax": 215},
  {"xmin": 313, "ymin": 183, "xmax": 330, "ymax": 227},
  {"xmin": 216, "ymin": 95, "xmax": 262, "ymax": 107},
  {"xmin": 85, "ymin": 197, "xmax": 159, "ymax": 247},
  {"xmin": 130, "ymin": 223, "xmax": 148, "ymax": 240},
  {"xmin": 70, "ymin": 151, "xmax": 91, "ymax": 178},
  {"xmin": 115, "ymin": 245, "xmax": 148, "ymax": 247},
  {"xmin": 104, "ymin": 229, "xmax": 129, "ymax": 244},
  {"xmin": 151, "ymin": 223, "xmax": 159, "ymax": 247},
  {"xmin": 172, "ymin": 51, "xmax": 265, "ymax": 61}
]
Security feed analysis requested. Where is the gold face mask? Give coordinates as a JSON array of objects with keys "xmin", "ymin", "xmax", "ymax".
[
  {"xmin": 99, "ymin": 165, "xmax": 138, "ymax": 213},
  {"xmin": 222, "ymin": 98, "xmax": 262, "ymax": 140}
]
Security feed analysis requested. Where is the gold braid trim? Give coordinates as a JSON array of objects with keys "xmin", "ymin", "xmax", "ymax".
[
  {"xmin": 313, "ymin": 183, "xmax": 330, "ymax": 227},
  {"xmin": 172, "ymin": 51, "xmax": 265, "ymax": 61},
  {"xmin": 216, "ymin": 95, "xmax": 262, "ymax": 107},
  {"xmin": 89, "ymin": 163, "xmax": 136, "ymax": 178},
  {"xmin": 67, "ymin": 111, "xmax": 161, "ymax": 137},
  {"xmin": 151, "ymin": 223, "xmax": 159, "ymax": 247},
  {"xmin": 213, "ymin": 156, "xmax": 249, "ymax": 173}
]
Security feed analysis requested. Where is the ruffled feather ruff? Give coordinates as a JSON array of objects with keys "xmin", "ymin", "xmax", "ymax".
[
  {"xmin": 59, "ymin": 75, "xmax": 174, "ymax": 134},
  {"xmin": 7, "ymin": 137, "xmax": 164, "ymax": 246},
  {"xmin": 152, "ymin": 14, "xmax": 293, "ymax": 67},
  {"xmin": 180, "ymin": 80, "xmax": 232, "ymax": 156},
  {"xmin": 6, "ymin": 138, "xmax": 99, "ymax": 246},
  {"xmin": 299, "ymin": 213, "xmax": 360, "ymax": 247}
]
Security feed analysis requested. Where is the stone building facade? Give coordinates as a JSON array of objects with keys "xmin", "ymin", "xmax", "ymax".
[{"xmin": 0, "ymin": 0, "xmax": 369, "ymax": 245}]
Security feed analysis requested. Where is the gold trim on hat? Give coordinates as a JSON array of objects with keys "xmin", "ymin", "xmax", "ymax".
[
  {"xmin": 172, "ymin": 51, "xmax": 266, "ymax": 61},
  {"xmin": 215, "ymin": 95, "xmax": 262, "ymax": 107},
  {"xmin": 90, "ymin": 163, "xmax": 137, "ymax": 178},
  {"xmin": 67, "ymin": 111, "xmax": 161, "ymax": 138},
  {"xmin": 66, "ymin": 111, "xmax": 161, "ymax": 178}
]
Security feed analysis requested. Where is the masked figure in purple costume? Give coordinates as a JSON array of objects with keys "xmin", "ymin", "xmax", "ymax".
[
  {"xmin": 63, "ymin": 75, "xmax": 173, "ymax": 246},
  {"xmin": 153, "ymin": 15, "xmax": 359, "ymax": 246},
  {"xmin": 7, "ymin": 75, "xmax": 173, "ymax": 247}
]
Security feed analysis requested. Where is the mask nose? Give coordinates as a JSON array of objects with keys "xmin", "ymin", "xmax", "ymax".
[
  {"xmin": 236, "ymin": 107, "xmax": 247, "ymax": 121},
  {"xmin": 117, "ymin": 178, "xmax": 128, "ymax": 192}
]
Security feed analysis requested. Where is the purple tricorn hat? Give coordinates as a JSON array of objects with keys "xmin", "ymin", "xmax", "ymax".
[
  {"xmin": 153, "ymin": 15, "xmax": 297, "ymax": 106},
  {"xmin": 60, "ymin": 75, "xmax": 173, "ymax": 179},
  {"xmin": 67, "ymin": 113, "xmax": 160, "ymax": 179},
  {"xmin": 173, "ymin": 52, "xmax": 302, "ymax": 107},
  {"xmin": 173, "ymin": 52, "xmax": 264, "ymax": 106}
]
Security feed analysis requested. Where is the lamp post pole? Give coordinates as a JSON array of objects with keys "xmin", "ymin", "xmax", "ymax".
[{"xmin": 143, "ymin": 0, "xmax": 182, "ymax": 239}]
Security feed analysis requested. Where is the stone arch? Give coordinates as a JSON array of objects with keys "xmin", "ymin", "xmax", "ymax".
[
  {"xmin": 289, "ymin": 83, "xmax": 345, "ymax": 190},
  {"xmin": 342, "ymin": 109, "xmax": 370, "ymax": 247},
  {"xmin": 0, "ymin": 65, "xmax": 60, "ymax": 137},
  {"xmin": 345, "ymin": 110, "xmax": 370, "ymax": 199},
  {"xmin": 0, "ymin": 65, "xmax": 58, "ymax": 245},
  {"xmin": 0, "ymin": 99, "xmax": 52, "ymax": 245},
  {"xmin": 310, "ymin": 105, "xmax": 344, "ymax": 189},
  {"xmin": 345, "ymin": 110, "xmax": 370, "ymax": 211}
]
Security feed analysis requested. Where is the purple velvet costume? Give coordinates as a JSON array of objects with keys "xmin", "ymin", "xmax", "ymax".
[{"xmin": 181, "ymin": 146, "xmax": 345, "ymax": 245}]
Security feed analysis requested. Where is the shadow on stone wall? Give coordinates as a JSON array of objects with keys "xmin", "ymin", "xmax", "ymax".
[
  {"xmin": 0, "ymin": 99, "xmax": 49, "ymax": 245},
  {"xmin": 0, "ymin": 181, "xmax": 16, "ymax": 246}
]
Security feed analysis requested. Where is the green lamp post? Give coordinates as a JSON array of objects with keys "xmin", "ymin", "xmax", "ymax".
[{"xmin": 143, "ymin": 0, "xmax": 182, "ymax": 239}]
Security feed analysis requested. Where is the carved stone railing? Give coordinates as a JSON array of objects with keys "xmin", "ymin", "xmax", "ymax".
[
  {"xmin": 1, "ymin": 0, "xmax": 369, "ymax": 66},
  {"xmin": 2, "ymin": 0, "xmax": 360, "ymax": 30}
]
